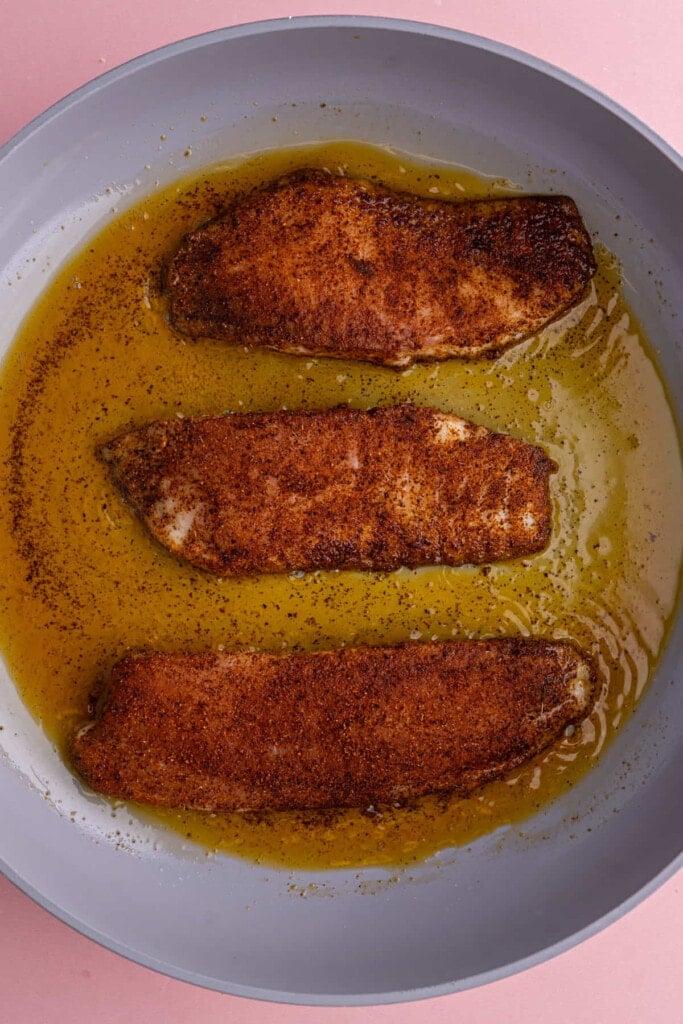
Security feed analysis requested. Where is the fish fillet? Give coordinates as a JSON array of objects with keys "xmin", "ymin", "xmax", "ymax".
[
  {"xmin": 70, "ymin": 638, "xmax": 595, "ymax": 812},
  {"xmin": 100, "ymin": 404, "xmax": 556, "ymax": 576},
  {"xmin": 165, "ymin": 169, "xmax": 596, "ymax": 367}
]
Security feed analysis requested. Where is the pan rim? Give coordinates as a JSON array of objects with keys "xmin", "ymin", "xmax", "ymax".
[{"xmin": 1, "ymin": 15, "xmax": 681, "ymax": 168}]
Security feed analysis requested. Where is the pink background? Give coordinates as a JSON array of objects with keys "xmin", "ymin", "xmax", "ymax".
[{"xmin": 1, "ymin": 1, "xmax": 682, "ymax": 1020}]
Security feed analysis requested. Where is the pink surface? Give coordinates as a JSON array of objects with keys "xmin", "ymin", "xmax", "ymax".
[{"xmin": 1, "ymin": 1, "xmax": 682, "ymax": 1020}]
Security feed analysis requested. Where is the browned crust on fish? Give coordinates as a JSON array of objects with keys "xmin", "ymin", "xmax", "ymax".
[
  {"xmin": 165, "ymin": 169, "xmax": 596, "ymax": 367},
  {"xmin": 70, "ymin": 638, "xmax": 595, "ymax": 812},
  {"xmin": 99, "ymin": 404, "xmax": 556, "ymax": 577}
]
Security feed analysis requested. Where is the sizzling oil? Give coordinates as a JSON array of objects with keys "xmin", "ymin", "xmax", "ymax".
[{"xmin": 0, "ymin": 142, "xmax": 681, "ymax": 869}]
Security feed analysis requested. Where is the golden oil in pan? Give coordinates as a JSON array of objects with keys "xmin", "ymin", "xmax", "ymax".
[{"xmin": 0, "ymin": 141, "xmax": 681, "ymax": 869}]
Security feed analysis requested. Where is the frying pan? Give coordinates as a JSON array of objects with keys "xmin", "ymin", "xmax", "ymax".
[{"xmin": 0, "ymin": 17, "xmax": 681, "ymax": 1005}]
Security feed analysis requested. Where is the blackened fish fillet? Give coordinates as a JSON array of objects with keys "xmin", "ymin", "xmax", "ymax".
[
  {"xmin": 71, "ymin": 639, "xmax": 595, "ymax": 812},
  {"xmin": 165, "ymin": 169, "xmax": 596, "ymax": 367},
  {"xmin": 100, "ymin": 404, "xmax": 556, "ymax": 576}
]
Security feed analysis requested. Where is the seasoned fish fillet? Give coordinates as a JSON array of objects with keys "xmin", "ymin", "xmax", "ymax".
[
  {"xmin": 70, "ymin": 638, "xmax": 595, "ymax": 812},
  {"xmin": 100, "ymin": 404, "xmax": 556, "ymax": 576},
  {"xmin": 165, "ymin": 169, "xmax": 596, "ymax": 366}
]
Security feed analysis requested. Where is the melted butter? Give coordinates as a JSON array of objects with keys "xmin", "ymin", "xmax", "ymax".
[{"xmin": 0, "ymin": 141, "xmax": 681, "ymax": 869}]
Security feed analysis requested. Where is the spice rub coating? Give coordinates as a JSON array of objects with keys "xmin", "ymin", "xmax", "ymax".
[
  {"xmin": 70, "ymin": 638, "xmax": 595, "ymax": 812},
  {"xmin": 100, "ymin": 404, "xmax": 556, "ymax": 577},
  {"xmin": 165, "ymin": 169, "xmax": 596, "ymax": 367}
]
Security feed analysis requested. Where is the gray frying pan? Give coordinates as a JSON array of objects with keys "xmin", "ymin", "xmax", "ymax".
[{"xmin": 0, "ymin": 17, "xmax": 681, "ymax": 1005}]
